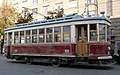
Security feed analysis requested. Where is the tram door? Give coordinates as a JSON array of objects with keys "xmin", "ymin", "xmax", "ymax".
[{"xmin": 76, "ymin": 25, "xmax": 88, "ymax": 57}]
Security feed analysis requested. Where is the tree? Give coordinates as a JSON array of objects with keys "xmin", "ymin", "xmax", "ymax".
[
  {"xmin": 46, "ymin": 8, "xmax": 64, "ymax": 19},
  {"xmin": 16, "ymin": 8, "xmax": 33, "ymax": 24},
  {"xmin": 0, "ymin": 0, "xmax": 17, "ymax": 54}
]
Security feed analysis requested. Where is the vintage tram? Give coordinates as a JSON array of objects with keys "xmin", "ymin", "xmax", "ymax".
[{"xmin": 4, "ymin": 14, "xmax": 113, "ymax": 66}]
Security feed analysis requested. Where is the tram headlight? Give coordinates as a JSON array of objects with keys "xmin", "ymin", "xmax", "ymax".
[{"xmin": 108, "ymin": 47, "xmax": 111, "ymax": 50}]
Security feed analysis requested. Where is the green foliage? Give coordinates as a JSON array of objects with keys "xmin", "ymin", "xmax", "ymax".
[
  {"xmin": 16, "ymin": 8, "xmax": 33, "ymax": 24},
  {"xmin": 0, "ymin": 0, "xmax": 17, "ymax": 53},
  {"xmin": 0, "ymin": 0, "xmax": 17, "ymax": 30},
  {"xmin": 46, "ymin": 8, "xmax": 64, "ymax": 19}
]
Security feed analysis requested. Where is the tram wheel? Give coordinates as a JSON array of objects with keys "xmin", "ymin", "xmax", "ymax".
[
  {"xmin": 51, "ymin": 58, "xmax": 60, "ymax": 67},
  {"xmin": 24, "ymin": 57, "xmax": 32, "ymax": 64}
]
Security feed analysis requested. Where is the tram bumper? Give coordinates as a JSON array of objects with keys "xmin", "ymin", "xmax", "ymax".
[
  {"xmin": 97, "ymin": 56, "xmax": 114, "ymax": 65},
  {"xmin": 98, "ymin": 56, "xmax": 112, "ymax": 60},
  {"xmin": 88, "ymin": 55, "xmax": 114, "ymax": 65}
]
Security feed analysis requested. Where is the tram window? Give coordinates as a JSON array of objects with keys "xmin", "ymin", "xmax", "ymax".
[
  {"xmin": 63, "ymin": 26, "xmax": 70, "ymax": 42},
  {"xmin": 39, "ymin": 29, "xmax": 45, "ymax": 43},
  {"xmin": 46, "ymin": 28, "xmax": 53, "ymax": 42},
  {"xmin": 107, "ymin": 26, "xmax": 110, "ymax": 41},
  {"xmin": 54, "ymin": 27, "xmax": 61, "ymax": 42},
  {"xmin": 46, "ymin": 28, "xmax": 52, "ymax": 33},
  {"xmin": 99, "ymin": 24, "xmax": 105, "ymax": 41},
  {"xmin": 14, "ymin": 32, "xmax": 19, "ymax": 44},
  {"xmin": 26, "ymin": 30, "xmax": 31, "ymax": 43},
  {"xmin": 90, "ymin": 24, "xmax": 97, "ymax": 41},
  {"xmin": 78, "ymin": 27, "xmax": 81, "ymax": 41},
  {"xmin": 20, "ymin": 31, "xmax": 25, "ymax": 44},
  {"xmin": 32, "ymin": 29, "xmax": 37, "ymax": 43},
  {"xmin": 4, "ymin": 33, "xmax": 7, "ymax": 44},
  {"xmin": 39, "ymin": 28, "xmax": 44, "ymax": 34}
]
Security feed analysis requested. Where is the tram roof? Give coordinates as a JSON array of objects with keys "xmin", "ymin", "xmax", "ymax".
[{"xmin": 5, "ymin": 14, "xmax": 111, "ymax": 31}]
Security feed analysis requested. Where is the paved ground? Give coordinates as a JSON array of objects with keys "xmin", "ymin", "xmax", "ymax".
[{"xmin": 0, "ymin": 55, "xmax": 120, "ymax": 75}]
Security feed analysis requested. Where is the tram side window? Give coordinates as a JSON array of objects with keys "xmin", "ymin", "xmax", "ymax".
[
  {"xmin": 14, "ymin": 32, "xmax": 19, "ymax": 44},
  {"xmin": 107, "ymin": 26, "xmax": 110, "ymax": 41},
  {"xmin": 32, "ymin": 29, "xmax": 37, "ymax": 43},
  {"xmin": 26, "ymin": 30, "xmax": 31, "ymax": 43},
  {"xmin": 39, "ymin": 29, "xmax": 45, "ymax": 43},
  {"xmin": 90, "ymin": 24, "xmax": 97, "ymax": 41},
  {"xmin": 4, "ymin": 33, "xmax": 7, "ymax": 44},
  {"xmin": 46, "ymin": 27, "xmax": 53, "ymax": 42},
  {"xmin": 20, "ymin": 31, "xmax": 25, "ymax": 44},
  {"xmin": 54, "ymin": 27, "xmax": 61, "ymax": 42},
  {"xmin": 63, "ymin": 26, "xmax": 70, "ymax": 42},
  {"xmin": 99, "ymin": 24, "xmax": 105, "ymax": 41}
]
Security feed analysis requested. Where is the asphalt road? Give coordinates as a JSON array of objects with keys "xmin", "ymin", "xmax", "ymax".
[{"xmin": 0, "ymin": 55, "xmax": 120, "ymax": 75}]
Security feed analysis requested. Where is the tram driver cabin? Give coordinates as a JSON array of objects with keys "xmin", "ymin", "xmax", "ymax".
[{"xmin": 4, "ymin": 14, "xmax": 112, "ymax": 65}]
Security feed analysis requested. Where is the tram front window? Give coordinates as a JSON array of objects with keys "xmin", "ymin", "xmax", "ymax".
[
  {"xmin": 99, "ymin": 24, "xmax": 105, "ymax": 41},
  {"xmin": 90, "ymin": 24, "xmax": 97, "ymax": 41}
]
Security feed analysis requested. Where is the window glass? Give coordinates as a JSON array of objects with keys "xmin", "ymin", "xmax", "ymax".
[
  {"xmin": 43, "ymin": 5, "xmax": 49, "ymax": 14},
  {"xmin": 26, "ymin": 30, "xmax": 30, "ymax": 35},
  {"xmin": 90, "ymin": 24, "xmax": 97, "ymax": 41},
  {"xmin": 46, "ymin": 27, "xmax": 53, "ymax": 42},
  {"xmin": 14, "ymin": 32, "xmax": 19, "ymax": 44},
  {"xmin": 32, "ymin": 36, "xmax": 37, "ymax": 43},
  {"xmin": 32, "ymin": 0, "xmax": 38, "ymax": 4},
  {"xmin": 68, "ymin": 0, "xmax": 77, "ymax": 8},
  {"xmin": 54, "ymin": 27, "xmax": 61, "ymax": 33},
  {"xmin": 107, "ymin": 26, "xmax": 110, "ymax": 41},
  {"xmin": 63, "ymin": 26, "xmax": 70, "ymax": 42},
  {"xmin": 63, "ymin": 26, "xmax": 70, "ymax": 33},
  {"xmin": 4, "ymin": 33, "xmax": 7, "ymax": 44},
  {"xmin": 63, "ymin": 34, "xmax": 70, "ymax": 42},
  {"xmin": 54, "ymin": 27, "xmax": 61, "ymax": 42},
  {"xmin": 20, "ymin": 31, "xmax": 25, "ymax": 44},
  {"xmin": 32, "ymin": 29, "xmax": 37, "ymax": 35},
  {"xmin": 32, "ymin": 29, "xmax": 37, "ymax": 43},
  {"xmin": 99, "ymin": 24, "xmax": 105, "ymax": 41},
  {"xmin": 78, "ymin": 27, "xmax": 81, "ymax": 41},
  {"xmin": 39, "ymin": 29, "xmax": 44, "ymax": 34},
  {"xmin": 26, "ymin": 30, "xmax": 31, "ymax": 43},
  {"xmin": 46, "ymin": 28, "xmax": 52, "ymax": 33},
  {"xmin": 39, "ymin": 35, "xmax": 45, "ymax": 43},
  {"xmin": 46, "ymin": 34, "xmax": 53, "ymax": 42},
  {"xmin": 85, "ymin": 0, "xmax": 95, "ymax": 4},
  {"xmin": 55, "ymin": 2, "xmax": 63, "ymax": 10},
  {"xmin": 39, "ymin": 29, "xmax": 45, "ymax": 43}
]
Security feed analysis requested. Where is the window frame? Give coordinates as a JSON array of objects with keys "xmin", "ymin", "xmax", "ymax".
[
  {"xmin": 99, "ymin": 24, "xmax": 106, "ymax": 41},
  {"xmin": 25, "ymin": 30, "xmax": 31, "ymax": 44},
  {"xmin": 46, "ymin": 27, "xmax": 53, "ymax": 43},
  {"xmin": 63, "ymin": 26, "xmax": 71, "ymax": 42},
  {"xmin": 39, "ymin": 28, "xmax": 45, "ymax": 43},
  {"xmin": 32, "ymin": 29, "xmax": 37, "ymax": 43},
  {"xmin": 20, "ymin": 31, "xmax": 25, "ymax": 44},
  {"xmin": 54, "ymin": 26, "xmax": 61, "ymax": 43},
  {"xmin": 14, "ymin": 31, "xmax": 19, "ymax": 44},
  {"xmin": 89, "ymin": 24, "xmax": 97, "ymax": 41}
]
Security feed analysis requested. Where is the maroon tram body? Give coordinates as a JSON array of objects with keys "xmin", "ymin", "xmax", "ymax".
[{"xmin": 4, "ymin": 14, "xmax": 113, "ymax": 66}]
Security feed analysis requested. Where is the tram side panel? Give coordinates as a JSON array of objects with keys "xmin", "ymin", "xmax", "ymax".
[
  {"xmin": 88, "ymin": 42, "xmax": 111, "ymax": 60},
  {"xmin": 5, "ymin": 44, "xmax": 76, "ymax": 59}
]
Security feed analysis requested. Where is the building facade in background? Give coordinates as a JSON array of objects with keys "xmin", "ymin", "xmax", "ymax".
[{"xmin": 11, "ymin": 0, "xmax": 120, "ymax": 42}]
